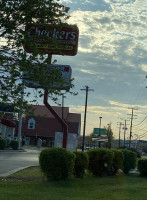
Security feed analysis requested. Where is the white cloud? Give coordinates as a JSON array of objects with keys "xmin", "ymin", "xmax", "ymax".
[
  {"xmin": 141, "ymin": 64, "xmax": 147, "ymax": 72},
  {"xmin": 80, "ymin": 69, "xmax": 96, "ymax": 74},
  {"xmin": 67, "ymin": 1, "xmax": 147, "ymax": 69}
]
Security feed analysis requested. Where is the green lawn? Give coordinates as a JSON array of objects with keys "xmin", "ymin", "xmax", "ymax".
[{"xmin": 0, "ymin": 167, "xmax": 147, "ymax": 200}]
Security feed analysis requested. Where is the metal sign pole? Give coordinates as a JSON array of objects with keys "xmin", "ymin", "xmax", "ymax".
[{"xmin": 43, "ymin": 55, "xmax": 68, "ymax": 148}]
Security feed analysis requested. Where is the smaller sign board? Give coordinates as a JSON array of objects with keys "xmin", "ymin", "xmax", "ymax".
[
  {"xmin": 93, "ymin": 128, "xmax": 106, "ymax": 135},
  {"xmin": 23, "ymin": 64, "xmax": 72, "ymax": 90}
]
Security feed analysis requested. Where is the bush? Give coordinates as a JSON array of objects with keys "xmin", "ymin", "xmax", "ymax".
[
  {"xmin": 108, "ymin": 149, "xmax": 123, "ymax": 175},
  {"xmin": 74, "ymin": 151, "xmax": 89, "ymax": 178},
  {"xmin": 39, "ymin": 147, "xmax": 75, "ymax": 181},
  {"xmin": 120, "ymin": 149, "xmax": 137, "ymax": 174},
  {"xmin": 10, "ymin": 140, "xmax": 19, "ymax": 150},
  {"xmin": 87, "ymin": 148, "xmax": 114, "ymax": 176},
  {"xmin": 0, "ymin": 138, "xmax": 6, "ymax": 150},
  {"xmin": 121, "ymin": 146, "xmax": 141, "ymax": 158},
  {"xmin": 137, "ymin": 158, "xmax": 147, "ymax": 176},
  {"xmin": 142, "ymin": 147, "xmax": 147, "ymax": 153}
]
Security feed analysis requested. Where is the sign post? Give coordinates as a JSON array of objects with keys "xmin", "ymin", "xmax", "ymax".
[
  {"xmin": 24, "ymin": 23, "xmax": 79, "ymax": 149},
  {"xmin": 43, "ymin": 55, "xmax": 68, "ymax": 149}
]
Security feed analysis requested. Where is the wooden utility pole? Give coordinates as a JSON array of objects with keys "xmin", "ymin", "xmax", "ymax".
[
  {"xmin": 128, "ymin": 108, "xmax": 138, "ymax": 148},
  {"xmin": 81, "ymin": 86, "xmax": 94, "ymax": 151}
]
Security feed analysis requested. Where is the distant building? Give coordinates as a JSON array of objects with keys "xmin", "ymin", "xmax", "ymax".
[{"xmin": 21, "ymin": 105, "xmax": 81, "ymax": 146}]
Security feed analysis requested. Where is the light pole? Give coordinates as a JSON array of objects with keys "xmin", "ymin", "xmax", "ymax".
[{"xmin": 99, "ymin": 117, "xmax": 102, "ymax": 148}]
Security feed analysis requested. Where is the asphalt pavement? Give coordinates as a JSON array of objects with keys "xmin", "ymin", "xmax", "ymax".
[{"xmin": 0, "ymin": 146, "xmax": 43, "ymax": 177}]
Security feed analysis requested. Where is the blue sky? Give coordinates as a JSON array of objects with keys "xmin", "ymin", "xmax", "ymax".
[{"xmin": 31, "ymin": 0, "xmax": 147, "ymax": 141}]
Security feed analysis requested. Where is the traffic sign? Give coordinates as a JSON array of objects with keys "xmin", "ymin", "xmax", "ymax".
[{"xmin": 93, "ymin": 128, "xmax": 106, "ymax": 135}]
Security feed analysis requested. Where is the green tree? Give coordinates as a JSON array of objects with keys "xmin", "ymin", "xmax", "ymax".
[
  {"xmin": 105, "ymin": 125, "xmax": 114, "ymax": 149},
  {"xmin": 0, "ymin": 0, "xmax": 76, "ymax": 112}
]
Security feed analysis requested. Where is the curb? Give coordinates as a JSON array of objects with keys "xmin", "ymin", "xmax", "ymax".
[
  {"xmin": 0, "ymin": 165, "xmax": 38, "ymax": 177},
  {"xmin": 0, "ymin": 149, "xmax": 26, "ymax": 153}
]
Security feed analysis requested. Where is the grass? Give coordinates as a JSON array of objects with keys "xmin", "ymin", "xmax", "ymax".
[{"xmin": 0, "ymin": 167, "xmax": 147, "ymax": 200}]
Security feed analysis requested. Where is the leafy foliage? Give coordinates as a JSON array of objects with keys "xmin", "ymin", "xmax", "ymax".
[
  {"xmin": 137, "ymin": 158, "xmax": 147, "ymax": 176},
  {"xmin": 39, "ymin": 147, "xmax": 75, "ymax": 181},
  {"xmin": 0, "ymin": 0, "xmax": 75, "ymax": 111},
  {"xmin": 105, "ymin": 125, "xmax": 114, "ymax": 148},
  {"xmin": 0, "ymin": 138, "xmax": 6, "ymax": 149},
  {"xmin": 74, "ymin": 151, "xmax": 89, "ymax": 178},
  {"xmin": 120, "ymin": 149, "xmax": 137, "ymax": 174},
  {"xmin": 10, "ymin": 140, "xmax": 19, "ymax": 150},
  {"xmin": 108, "ymin": 149, "xmax": 123, "ymax": 175},
  {"xmin": 87, "ymin": 148, "xmax": 114, "ymax": 176},
  {"xmin": 121, "ymin": 146, "xmax": 141, "ymax": 158}
]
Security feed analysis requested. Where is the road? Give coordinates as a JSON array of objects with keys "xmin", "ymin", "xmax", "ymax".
[{"xmin": 0, "ymin": 147, "xmax": 42, "ymax": 176}]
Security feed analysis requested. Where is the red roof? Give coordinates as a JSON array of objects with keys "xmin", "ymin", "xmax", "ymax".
[
  {"xmin": 22, "ymin": 105, "xmax": 81, "ymax": 138},
  {"xmin": 30, "ymin": 105, "xmax": 69, "ymax": 119}
]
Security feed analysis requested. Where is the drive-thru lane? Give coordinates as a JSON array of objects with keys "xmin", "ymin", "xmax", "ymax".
[{"xmin": 0, "ymin": 146, "xmax": 42, "ymax": 176}]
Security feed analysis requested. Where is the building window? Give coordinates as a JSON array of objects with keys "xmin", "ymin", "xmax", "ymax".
[{"xmin": 28, "ymin": 118, "xmax": 35, "ymax": 129}]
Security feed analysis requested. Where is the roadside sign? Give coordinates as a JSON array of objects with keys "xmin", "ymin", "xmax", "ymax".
[
  {"xmin": 93, "ymin": 128, "xmax": 106, "ymax": 135},
  {"xmin": 24, "ymin": 24, "xmax": 79, "ymax": 56},
  {"xmin": 23, "ymin": 64, "xmax": 72, "ymax": 89}
]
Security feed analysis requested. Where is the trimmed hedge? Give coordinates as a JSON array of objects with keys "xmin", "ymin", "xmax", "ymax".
[
  {"xmin": 74, "ymin": 151, "xmax": 89, "ymax": 178},
  {"xmin": 120, "ymin": 149, "xmax": 137, "ymax": 174},
  {"xmin": 121, "ymin": 146, "xmax": 141, "ymax": 158},
  {"xmin": 39, "ymin": 147, "xmax": 75, "ymax": 181},
  {"xmin": 137, "ymin": 158, "xmax": 147, "ymax": 176},
  {"xmin": 109, "ymin": 149, "xmax": 124, "ymax": 175},
  {"xmin": 87, "ymin": 148, "xmax": 114, "ymax": 176},
  {"xmin": 0, "ymin": 138, "xmax": 6, "ymax": 150},
  {"xmin": 10, "ymin": 140, "xmax": 19, "ymax": 150}
]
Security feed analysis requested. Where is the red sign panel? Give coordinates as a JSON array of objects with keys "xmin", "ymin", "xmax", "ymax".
[{"xmin": 24, "ymin": 24, "xmax": 79, "ymax": 56}]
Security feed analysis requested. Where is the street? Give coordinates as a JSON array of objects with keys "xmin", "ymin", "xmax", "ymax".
[{"xmin": 0, "ymin": 147, "xmax": 41, "ymax": 176}]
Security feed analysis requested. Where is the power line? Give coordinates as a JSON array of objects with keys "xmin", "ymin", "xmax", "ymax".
[{"xmin": 133, "ymin": 115, "xmax": 147, "ymax": 126}]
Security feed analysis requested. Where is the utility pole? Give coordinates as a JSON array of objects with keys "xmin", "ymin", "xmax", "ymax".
[
  {"xmin": 123, "ymin": 120, "xmax": 127, "ymax": 147},
  {"xmin": 120, "ymin": 118, "xmax": 129, "ymax": 147},
  {"xmin": 117, "ymin": 122, "xmax": 123, "ymax": 148},
  {"xmin": 99, "ymin": 116, "xmax": 102, "ymax": 148},
  {"xmin": 128, "ymin": 108, "xmax": 138, "ymax": 148},
  {"xmin": 81, "ymin": 86, "xmax": 94, "ymax": 151}
]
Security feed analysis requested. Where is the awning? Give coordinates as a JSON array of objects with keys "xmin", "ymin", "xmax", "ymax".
[{"xmin": 0, "ymin": 118, "xmax": 16, "ymax": 128}]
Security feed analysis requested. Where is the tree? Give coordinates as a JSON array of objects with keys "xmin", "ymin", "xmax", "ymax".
[
  {"xmin": 0, "ymin": 0, "xmax": 75, "ymax": 112},
  {"xmin": 105, "ymin": 125, "xmax": 114, "ymax": 149}
]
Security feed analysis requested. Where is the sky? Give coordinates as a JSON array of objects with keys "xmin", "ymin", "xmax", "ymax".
[{"xmin": 31, "ymin": 0, "xmax": 147, "ymax": 141}]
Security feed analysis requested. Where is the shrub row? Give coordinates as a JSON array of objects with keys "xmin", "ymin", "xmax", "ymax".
[
  {"xmin": 39, "ymin": 147, "xmax": 137, "ymax": 181},
  {"xmin": 0, "ymin": 138, "xmax": 18, "ymax": 150},
  {"xmin": 137, "ymin": 158, "xmax": 147, "ymax": 176},
  {"xmin": 0, "ymin": 138, "xmax": 6, "ymax": 149}
]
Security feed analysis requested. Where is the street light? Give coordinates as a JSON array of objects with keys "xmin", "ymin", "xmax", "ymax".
[{"xmin": 99, "ymin": 117, "xmax": 102, "ymax": 148}]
